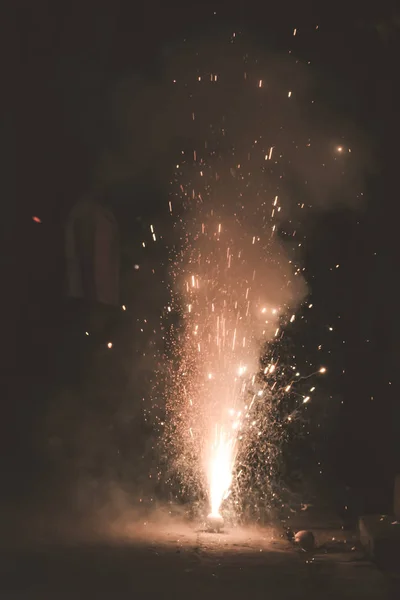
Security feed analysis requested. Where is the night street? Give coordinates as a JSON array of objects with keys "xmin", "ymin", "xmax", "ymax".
[{"xmin": 10, "ymin": 1, "xmax": 400, "ymax": 597}]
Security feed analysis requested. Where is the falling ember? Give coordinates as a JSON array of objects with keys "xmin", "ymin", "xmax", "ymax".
[{"xmin": 32, "ymin": 216, "xmax": 42, "ymax": 223}]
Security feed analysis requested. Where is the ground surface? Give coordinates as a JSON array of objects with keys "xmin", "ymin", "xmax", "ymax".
[{"xmin": 1, "ymin": 517, "xmax": 398, "ymax": 599}]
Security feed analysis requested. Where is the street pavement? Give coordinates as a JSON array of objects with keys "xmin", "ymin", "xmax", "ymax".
[{"xmin": 0, "ymin": 518, "xmax": 398, "ymax": 599}]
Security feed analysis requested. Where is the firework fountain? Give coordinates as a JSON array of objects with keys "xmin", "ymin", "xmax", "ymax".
[
  {"xmin": 163, "ymin": 154, "xmax": 309, "ymax": 527},
  {"xmin": 155, "ymin": 30, "xmax": 366, "ymax": 528}
]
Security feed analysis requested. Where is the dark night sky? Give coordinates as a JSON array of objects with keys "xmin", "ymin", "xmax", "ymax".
[{"xmin": 11, "ymin": 1, "xmax": 400, "ymax": 507}]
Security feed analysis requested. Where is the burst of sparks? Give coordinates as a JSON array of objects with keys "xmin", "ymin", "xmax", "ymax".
[{"xmin": 154, "ymin": 28, "xmax": 362, "ymax": 522}]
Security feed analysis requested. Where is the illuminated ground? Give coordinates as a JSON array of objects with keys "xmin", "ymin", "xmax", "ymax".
[{"xmin": 1, "ymin": 516, "xmax": 397, "ymax": 598}]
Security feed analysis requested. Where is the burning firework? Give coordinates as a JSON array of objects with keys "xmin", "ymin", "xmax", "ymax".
[
  {"xmin": 155, "ymin": 29, "xmax": 366, "ymax": 523},
  {"xmin": 162, "ymin": 155, "xmax": 309, "ymax": 522}
]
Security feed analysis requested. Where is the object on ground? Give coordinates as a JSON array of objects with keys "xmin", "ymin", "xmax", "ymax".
[
  {"xmin": 294, "ymin": 530, "xmax": 315, "ymax": 551},
  {"xmin": 206, "ymin": 513, "xmax": 224, "ymax": 532}
]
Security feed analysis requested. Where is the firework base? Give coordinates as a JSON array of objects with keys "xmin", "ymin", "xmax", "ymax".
[{"xmin": 206, "ymin": 513, "xmax": 224, "ymax": 532}]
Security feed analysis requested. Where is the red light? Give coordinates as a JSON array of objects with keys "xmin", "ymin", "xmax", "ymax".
[{"xmin": 32, "ymin": 216, "xmax": 42, "ymax": 223}]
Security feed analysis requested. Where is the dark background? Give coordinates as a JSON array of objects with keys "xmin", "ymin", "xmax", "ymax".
[{"xmin": 10, "ymin": 1, "xmax": 400, "ymax": 518}]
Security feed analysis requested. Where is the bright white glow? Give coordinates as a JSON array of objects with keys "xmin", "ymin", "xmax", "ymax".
[{"xmin": 207, "ymin": 426, "xmax": 236, "ymax": 516}]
